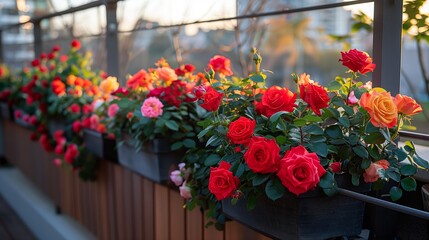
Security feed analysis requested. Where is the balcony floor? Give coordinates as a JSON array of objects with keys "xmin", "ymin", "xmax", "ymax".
[{"xmin": 0, "ymin": 193, "xmax": 35, "ymax": 240}]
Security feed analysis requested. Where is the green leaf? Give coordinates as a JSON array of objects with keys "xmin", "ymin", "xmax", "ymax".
[
  {"xmin": 364, "ymin": 132, "xmax": 386, "ymax": 144},
  {"xmin": 325, "ymin": 125, "xmax": 342, "ymax": 138},
  {"xmin": 275, "ymin": 135, "xmax": 287, "ymax": 145},
  {"xmin": 379, "ymin": 127, "xmax": 391, "ymax": 141},
  {"xmin": 309, "ymin": 142, "xmax": 328, "ymax": 158},
  {"xmin": 252, "ymin": 174, "xmax": 270, "ymax": 186},
  {"xmin": 304, "ymin": 125, "xmax": 324, "ymax": 135},
  {"xmin": 250, "ymin": 74, "xmax": 265, "ymax": 83},
  {"xmin": 165, "ymin": 120, "xmax": 179, "ymax": 131},
  {"xmin": 265, "ymin": 178, "xmax": 285, "ymax": 201},
  {"xmin": 319, "ymin": 172, "xmax": 334, "ymax": 189},
  {"xmin": 338, "ymin": 116, "xmax": 350, "ymax": 128},
  {"xmin": 293, "ymin": 118, "xmax": 306, "ymax": 127},
  {"xmin": 182, "ymin": 139, "xmax": 196, "ymax": 148},
  {"xmin": 206, "ymin": 135, "xmax": 220, "ymax": 147},
  {"xmin": 323, "ymin": 186, "xmax": 338, "ymax": 196},
  {"xmin": 269, "ymin": 111, "xmax": 289, "ymax": 123},
  {"xmin": 386, "ymin": 169, "xmax": 401, "ymax": 182},
  {"xmin": 400, "ymin": 165, "xmax": 417, "ymax": 176},
  {"xmin": 401, "ymin": 177, "xmax": 417, "ymax": 191},
  {"xmin": 413, "ymin": 155, "xmax": 429, "ymax": 169},
  {"xmin": 235, "ymin": 163, "xmax": 245, "ymax": 178},
  {"xmin": 197, "ymin": 125, "xmax": 213, "ymax": 139},
  {"xmin": 246, "ymin": 194, "xmax": 257, "ymax": 210},
  {"xmin": 204, "ymin": 154, "xmax": 221, "ymax": 166},
  {"xmin": 303, "ymin": 115, "xmax": 322, "ymax": 123},
  {"xmin": 327, "ymin": 80, "xmax": 343, "ymax": 91},
  {"xmin": 353, "ymin": 146, "xmax": 368, "ymax": 159},
  {"xmin": 352, "ymin": 174, "xmax": 360, "ymax": 186},
  {"xmin": 389, "ymin": 186, "xmax": 403, "ymax": 201},
  {"xmin": 170, "ymin": 141, "xmax": 183, "ymax": 151},
  {"xmin": 361, "ymin": 158, "xmax": 371, "ymax": 169},
  {"xmin": 393, "ymin": 148, "xmax": 408, "ymax": 162}
]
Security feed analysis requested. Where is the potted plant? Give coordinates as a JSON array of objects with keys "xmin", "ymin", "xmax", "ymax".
[
  {"xmin": 110, "ymin": 59, "xmax": 208, "ymax": 183},
  {"xmin": 171, "ymin": 49, "xmax": 427, "ymax": 238},
  {"xmin": 0, "ymin": 64, "xmax": 13, "ymax": 120}
]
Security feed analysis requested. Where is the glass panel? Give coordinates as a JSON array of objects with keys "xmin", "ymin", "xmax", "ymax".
[
  {"xmin": 41, "ymin": 6, "xmax": 106, "ymax": 39},
  {"xmin": 2, "ymin": 27, "xmax": 34, "ymax": 70},
  {"xmin": 117, "ymin": 0, "xmax": 236, "ymax": 32}
]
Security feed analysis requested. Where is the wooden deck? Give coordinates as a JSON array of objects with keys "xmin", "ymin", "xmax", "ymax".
[{"xmin": 0, "ymin": 193, "xmax": 35, "ymax": 240}]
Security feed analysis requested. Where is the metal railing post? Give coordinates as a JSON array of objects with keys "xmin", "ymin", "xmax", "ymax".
[
  {"xmin": 105, "ymin": 0, "xmax": 119, "ymax": 78},
  {"xmin": 372, "ymin": 0, "xmax": 403, "ymax": 95},
  {"xmin": 33, "ymin": 21, "xmax": 43, "ymax": 59},
  {"xmin": 0, "ymin": 30, "xmax": 3, "ymax": 63}
]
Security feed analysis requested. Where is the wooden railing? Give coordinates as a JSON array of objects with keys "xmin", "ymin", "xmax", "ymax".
[{"xmin": 1, "ymin": 119, "xmax": 270, "ymax": 240}]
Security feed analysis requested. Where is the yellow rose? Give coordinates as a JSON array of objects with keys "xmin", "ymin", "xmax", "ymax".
[
  {"xmin": 99, "ymin": 76, "xmax": 119, "ymax": 94},
  {"xmin": 360, "ymin": 90, "xmax": 397, "ymax": 128}
]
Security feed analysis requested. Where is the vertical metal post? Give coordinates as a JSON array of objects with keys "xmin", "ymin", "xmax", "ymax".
[
  {"xmin": 0, "ymin": 30, "xmax": 4, "ymax": 63},
  {"xmin": 33, "ymin": 21, "xmax": 43, "ymax": 59},
  {"xmin": 372, "ymin": 0, "xmax": 403, "ymax": 95},
  {"xmin": 105, "ymin": 0, "xmax": 120, "ymax": 77}
]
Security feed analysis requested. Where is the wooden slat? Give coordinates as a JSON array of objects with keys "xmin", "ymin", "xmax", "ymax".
[
  {"xmin": 132, "ymin": 174, "xmax": 143, "ymax": 240},
  {"xmin": 203, "ymin": 213, "xmax": 225, "ymax": 240},
  {"xmin": 122, "ymin": 169, "xmax": 134, "ymax": 240},
  {"xmin": 106, "ymin": 162, "xmax": 117, "ymax": 240},
  {"xmin": 186, "ymin": 207, "xmax": 203, "ymax": 240},
  {"xmin": 142, "ymin": 179, "xmax": 154, "ymax": 240},
  {"xmin": 113, "ymin": 165, "xmax": 125, "ymax": 240},
  {"xmin": 169, "ymin": 189, "xmax": 186, "ymax": 240},
  {"xmin": 154, "ymin": 184, "xmax": 169, "ymax": 240},
  {"xmin": 225, "ymin": 221, "xmax": 271, "ymax": 240},
  {"xmin": 96, "ymin": 160, "xmax": 109, "ymax": 240}
]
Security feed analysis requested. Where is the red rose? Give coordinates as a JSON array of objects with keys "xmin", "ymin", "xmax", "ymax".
[
  {"xmin": 299, "ymin": 82, "xmax": 330, "ymax": 116},
  {"xmin": 277, "ymin": 146, "xmax": 326, "ymax": 195},
  {"xmin": 111, "ymin": 87, "xmax": 130, "ymax": 97},
  {"xmin": 69, "ymin": 103, "xmax": 81, "ymax": 114},
  {"xmin": 200, "ymin": 86, "xmax": 223, "ymax": 112},
  {"xmin": 52, "ymin": 45, "xmax": 61, "ymax": 52},
  {"xmin": 255, "ymin": 86, "xmax": 296, "ymax": 117},
  {"xmin": 71, "ymin": 39, "xmax": 81, "ymax": 50},
  {"xmin": 227, "ymin": 117, "xmax": 256, "ymax": 145},
  {"xmin": 244, "ymin": 136, "xmax": 280, "ymax": 174},
  {"xmin": 339, "ymin": 49, "xmax": 376, "ymax": 74},
  {"xmin": 31, "ymin": 59, "xmax": 40, "ymax": 67},
  {"xmin": 64, "ymin": 144, "xmax": 79, "ymax": 164},
  {"xmin": 208, "ymin": 55, "xmax": 233, "ymax": 76},
  {"xmin": 330, "ymin": 162, "xmax": 341, "ymax": 173},
  {"xmin": 208, "ymin": 161, "xmax": 239, "ymax": 200},
  {"xmin": 72, "ymin": 120, "xmax": 82, "ymax": 133}
]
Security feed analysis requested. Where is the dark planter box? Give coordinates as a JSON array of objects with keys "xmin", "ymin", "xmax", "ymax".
[
  {"xmin": 0, "ymin": 102, "xmax": 13, "ymax": 120},
  {"xmin": 83, "ymin": 128, "xmax": 118, "ymax": 163},
  {"xmin": 117, "ymin": 137, "xmax": 184, "ymax": 183},
  {"xmin": 48, "ymin": 118, "xmax": 72, "ymax": 139},
  {"xmin": 222, "ymin": 190, "xmax": 365, "ymax": 240}
]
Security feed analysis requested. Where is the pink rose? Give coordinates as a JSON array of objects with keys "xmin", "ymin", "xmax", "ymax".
[
  {"xmin": 170, "ymin": 170, "xmax": 184, "ymax": 186},
  {"xmin": 141, "ymin": 97, "xmax": 164, "ymax": 118},
  {"xmin": 179, "ymin": 181, "xmax": 192, "ymax": 199},
  {"xmin": 107, "ymin": 103, "xmax": 120, "ymax": 118},
  {"xmin": 363, "ymin": 160, "xmax": 390, "ymax": 183}
]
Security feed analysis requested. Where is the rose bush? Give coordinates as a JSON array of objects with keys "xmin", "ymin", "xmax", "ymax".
[{"xmin": 171, "ymin": 49, "xmax": 427, "ymax": 229}]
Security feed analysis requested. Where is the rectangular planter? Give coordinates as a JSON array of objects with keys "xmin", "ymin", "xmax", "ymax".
[
  {"xmin": 83, "ymin": 128, "xmax": 118, "ymax": 163},
  {"xmin": 222, "ymin": 190, "xmax": 365, "ymax": 240},
  {"xmin": 0, "ymin": 102, "xmax": 13, "ymax": 120},
  {"xmin": 48, "ymin": 118, "xmax": 72, "ymax": 139},
  {"xmin": 117, "ymin": 137, "xmax": 184, "ymax": 183},
  {"xmin": 14, "ymin": 117, "xmax": 32, "ymax": 129}
]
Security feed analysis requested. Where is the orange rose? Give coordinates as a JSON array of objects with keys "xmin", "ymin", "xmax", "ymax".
[
  {"xmin": 99, "ymin": 76, "xmax": 119, "ymax": 94},
  {"xmin": 363, "ymin": 160, "xmax": 390, "ymax": 183},
  {"xmin": 156, "ymin": 67, "xmax": 177, "ymax": 85},
  {"xmin": 126, "ymin": 69, "xmax": 153, "ymax": 91},
  {"xmin": 360, "ymin": 90, "xmax": 397, "ymax": 128},
  {"xmin": 395, "ymin": 94, "xmax": 422, "ymax": 116}
]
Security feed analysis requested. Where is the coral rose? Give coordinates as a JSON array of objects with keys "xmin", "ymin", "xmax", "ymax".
[
  {"xmin": 141, "ymin": 97, "xmax": 164, "ymax": 118},
  {"xmin": 99, "ymin": 76, "xmax": 119, "ymax": 94},
  {"xmin": 156, "ymin": 67, "xmax": 177, "ymax": 85},
  {"xmin": 200, "ymin": 86, "xmax": 223, "ymax": 112},
  {"xmin": 208, "ymin": 161, "xmax": 239, "ymax": 200},
  {"xmin": 208, "ymin": 55, "xmax": 233, "ymax": 76},
  {"xmin": 227, "ymin": 116, "xmax": 256, "ymax": 146},
  {"xmin": 395, "ymin": 94, "xmax": 422, "ymax": 116},
  {"xmin": 339, "ymin": 49, "xmax": 376, "ymax": 74},
  {"xmin": 360, "ymin": 90, "xmax": 397, "ymax": 128},
  {"xmin": 244, "ymin": 136, "xmax": 281, "ymax": 174},
  {"xmin": 277, "ymin": 146, "xmax": 326, "ymax": 195},
  {"xmin": 363, "ymin": 160, "xmax": 390, "ymax": 183},
  {"xmin": 126, "ymin": 69, "xmax": 153, "ymax": 91},
  {"xmin": 52, "ymin": 79, "xmax": 66, "ymax": 96},
  {"xmin": 255, "ymin": 86, "xmax": 296, "ymax": 117}
]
